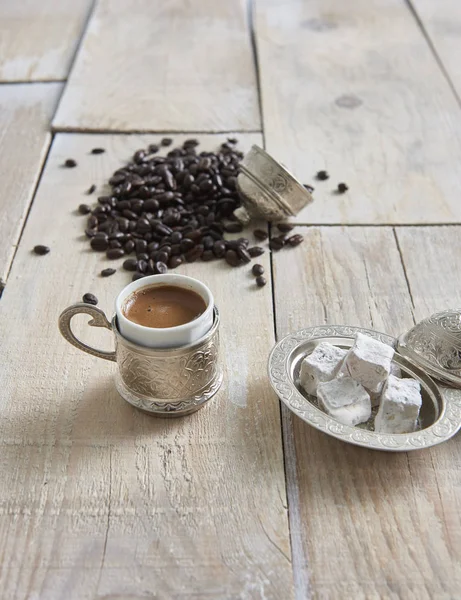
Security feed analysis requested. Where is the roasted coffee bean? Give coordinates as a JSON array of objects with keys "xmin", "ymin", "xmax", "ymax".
[
  {"xmin": 123, "ymin": 258, "xmax": 138, "ymax": 271},
  {"xmin": 154, "ymin": 250, "xmax": 168, "ymax": 264},
  {"xmin": 185, "ymin": 245, "xmax": 204, "ymax": 263},
  {"xmin": 124, "ymin": 240, "xmax": 135, "ymax": 253},
  {"xmin": 180, "ymin": 238, "xmax": 195, "ymax": 252},
  {"xmin": 316, "ymin": 170, "xmax": 329, "ymax": 181},
  {"xmin": 91, "ymin": 148, "xmax": 105, "ymax": 155},
  {"xmin": 256, "ymin": 276, "xmax": 267, "ymax": 287},
  {"xmin": 137, "ymin": 252, "xmax": 149, "ymax": 262},
  {"xmin": 64, "ymin": 158, "xmax": 77, "ymax": 168},
  {"xmin": 169, "ymin": 255, "xmax": 183, "ymax": 269},
  {"xmin": 304, "ymin": 184, "xmax": 315, "ymax": 193},
  {"xmin": 225, "ymin": 249, "xmax": 240, "ymax": 267},
  {"xmin": 224, "ymin": 222, "xmax": 243, "ymax": 233},
  {"xmin": 277, "ymin": 223, "xmax": 294, "ymax": 233},
  {"xmin": 109, "ymin": 240, "xmax": 122, "ymax": 249},
  {"xmin": 202, "ymin": 235, "xmax": 214, "ymax": 250},
  {"xmin": 252, "ymin": 264, "xmax": 264, "ymax": 276},
  {"xmin": 135, "ymin": 239, "xmax": 148, "ymax": 254},
  {"xmin": 237, "ymin": 246, "xmax": 251, "ymax": 264},
  {"xmin": 270, "ymin": 238, "xmax": 284, "ymax": 251},
  {"xmin": 137, "ymin": 259, "xmax": 148, "ymax": 274},
  {"xmin": 228, "ymin": 137, "xmax": 238, "ymax": 144},
  {"xmin": 79, "ymin": 203, "xmax": 91, "ymax": 215},
  {"xmin": 184, "ymin": 138, "xmax": 199, "ymax": 147},
  {"xmin": 90, "ymin": 236, "xmax": 109, "ymax": 251},
  {"xmin": 148, "ymin": 144, "xmax": 159, "ymax": 153},
  {"xmin": 33, "ymin": 244, "xmax": 50, "ymax": 255},
  {"xmin": 85, "ymin": 228, "xmax": 97, "ymax": 238},
  {"xmin": 147, "ymin": 241, "xmax": 159, "ymax": 253},
  {"xmin": 154, "ymin": 261, "xmax": 168, "ymax": 274},
  {"xmin": 161, "ymin": 138, "xmax": 173, "ymax": 147},
  {"xmin": 213, "ymin": 240, "xmax": 226, "ymax": 258},
  {"xmin": 136, "ymin": 218, "xmax": 151, "ymax": 233},
  {"xmin": 156, "ymin": 223, "xmax": 173, "ymax": 236},
  {"xmin": 237, "ymin": 237, "xmax": 249, "ymax": 248},
  {"xmin": 82, "ymin": 293, "xmax": 98, "ymax": 305},
  {"xmin": 184, "ymin": 230, "xmax": 202, "ymax": 242},
  {"xmin": 287, "ymin": 234, "xmax": 304, "ymax": 247},
  {"xmin": 337, "ymin": 182, "xmax": 348, "ymax": 193},
  {"xmin": 86, "ymin": 184, "xmax": 96, "ymax": 195},
  {"xmin": 253, "ymin": 229, "xmax": 268, "ymax": 240},
  {"xmin": 132, "ymin": 272, "xmax": 146, "ymax": 281},
  {"xmin": 201, "ymin": 250, "xmax": 214, "ymax": 262},
  {"xmin": 101, "ymin": 268, "xmax": 116, "ymax": 277},
  {"xmin": 106, "ymin": 248, "xmax": 125, "ymax": 259}
]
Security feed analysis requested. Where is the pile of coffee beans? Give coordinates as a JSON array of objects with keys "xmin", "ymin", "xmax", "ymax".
[{"xmin": 79, "ymin": 138, "xmax": 305, "ymax": 283}]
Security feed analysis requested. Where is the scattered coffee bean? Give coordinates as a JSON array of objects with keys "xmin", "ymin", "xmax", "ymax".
[
  {"xmin": 123, "ymin": 258, "xmax": 138, "ymax": 271},
  {"xmin": 304, "ymin": 184, "xmax": 315, "ymax": 192},
  {"xmin": 90, "ymin": 235, "xmax": 109, "ymax": 251},
  {"xmin": 79, "ymin": 203, "xmax": 91, "ymax": 215},
  {"xmin": 101, "ymin": 268, "xmax": 116, "ymax": 277},
  {"xmin": 228, "ymin": 137, "xmax": 238, "ymax": 144},
  {"xmin": 253, "ymin": 229, "xmax": 268, "ymax": 241},
  {"xmin": 316, "ymin": 171, "xmax": 329, "ymax": 181},
  {"xmin": 64, "ymin": 159, "xmax": 77, "ymax": 168},
  {"xmin": 337, "ymin": 182, "xmax": 349, "ymax": 193},
  {"xmin": 224, "ymin": 222, "xmax": 243, "ymax": 233},
  {"xmin": 277, "ymin": 223, "xmax": 294, "ymax": 233},
  {"xmin": 154, "ymin": 261, "xmax": 168, "ymax": 274},
  {"xmin": 252, "ymin": 264, "xmax": 264, "ymax": 276},
  {"xmin": 225, "ymin": 249, "xmax": 240, "ymax": 267},
  {"xmin": 106, "ymin": 248, "xmax": 125, "ymax": 259},
  {"xmin": 287, "ymin": 234, "xmax": 304, "ymax": 247},
  {"xmin": 82, "ymin": 293, "xmax": 98, "ymax": 305},
  {"xmin": 256, "ymin": 276, "xmax": 267, "ymax": 287},
  {"xmin": 132, "ymin": 272, "xmax": 146, "ymax": 281},
  {"xmin": 148, "ymin": 144, "xmax": 159, "ymax": 153},
  {"xmin": 33, "ymin": 245, "xmax": 50, "ymax": 255},
  {"xmin": 201, "ymin": 250, "xmax": 214, "ymax": 262},
  {"xmin": 161, "ymin": 138, "xmax": 173, "ymax": 147},
  {"xmin": 86, "ymin": 184, "xmax": 96, "ymax": 195},
  {"xmin": 169, "ymin": 255, "xmax": 183, "ymax": 269},
  {"xmin": 270, "ymin": 238, "xmax": 284, "ymax": 251},
  {"xmin": 237, "ymin": 246, "xmax": 251, "ymax": 264},
  {"xmin": 91, "ymin": 148, "xmax": 105, "ymax": 155},
  {"xmin": 248, "ymin": 246, "xmax": 265, "ymax": 258}
]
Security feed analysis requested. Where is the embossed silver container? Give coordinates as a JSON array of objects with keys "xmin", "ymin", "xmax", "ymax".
[
  {"xmin": 235, "ymin": 145, "xmax": 313, "ymax": 223},
  {"xmin": 59, "ymin": 303, "xmax": 223, "ymax": 417}
]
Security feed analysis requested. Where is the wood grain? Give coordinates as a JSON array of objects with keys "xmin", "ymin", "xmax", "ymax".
[
  {"xmin": 272, "ymin": 226, "xmax": 460, "ymax": 598},
  {"xmin": 0, "ymin": 0, "xmax": 93, "ymax": 81},
  {"xmin": 0, "ymin": 133, "xmax": 293, "ymax": 599},
  {"xmin": 409, "ymin": 0, "xmax": 461, "ymax": 99},
  {"xmin": 53, "ymin": 0, "xmax": 261, "ymax": 132},
  {"xmin": 255, "ymin": 0, "xmax": 461, "ymax": 224},
  {"xmin": 0, "ymin": 83, "xmax": 62, "ymax": 285}
]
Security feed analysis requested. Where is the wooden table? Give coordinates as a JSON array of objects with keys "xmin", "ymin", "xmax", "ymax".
[{"xmin": 1, "ymin": 1, "xmax": 460, "ymax": 598}]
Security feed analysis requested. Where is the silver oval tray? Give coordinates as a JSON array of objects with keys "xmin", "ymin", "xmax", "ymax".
[{"xmin": 268, "ymin": 325, "xmax": 461, "ymax": 451}]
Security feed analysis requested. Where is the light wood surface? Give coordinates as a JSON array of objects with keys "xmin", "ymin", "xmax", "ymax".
[
  {"xmin": 255, "ymin": 0, "xmax": 461, "ymax": 224},
  {"xmin": 0, "ymin": 83, "xmax": 62, "ymax": 285},
  {"xmin": 53, "ymin": 0, "xmax": 261, "ymax": 132},
  {"xmin": 410, "ymin": 0, "xmax": 461, "ymax": 98},
  {"xmin": 272, "ymin": 225, "xmax": 460, "ymax": 598},
  {"xmin": 0, "ymin": 133, "xmax": 293, "ymax": 600},
  {"xmin": 0, "ymin": 0, "xmax": 92, "ymax": 81}
]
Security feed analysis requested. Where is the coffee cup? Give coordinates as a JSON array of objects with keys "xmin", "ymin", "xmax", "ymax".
[
  {"xmin": 116, "ymin": 274, "xmax": 214, "ymax": 348},
  {"xmin": 58, "ymin": 274, "xmax": 222, "ymax": 417}
]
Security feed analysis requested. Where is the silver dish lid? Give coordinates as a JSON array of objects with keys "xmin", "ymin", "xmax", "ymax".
[{"xmin": 397, "ymin": 309, "xmax": 461, "ymax": 388}]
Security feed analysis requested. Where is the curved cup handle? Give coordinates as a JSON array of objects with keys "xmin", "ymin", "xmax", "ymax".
[{"xmin": 58, "ymin": 303, "xmax": 116, "ymax": 362}]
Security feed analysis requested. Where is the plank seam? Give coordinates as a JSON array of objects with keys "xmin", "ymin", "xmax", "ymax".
[
  {"xmin": 52, "ymin": 126, "xmax": 263, "ymax": 134},
  {"xmin": 1, "ymin": 133, "xmax": 56, "ymax": 294},
  {"xmin": 248, "ymin": 0, "xmax": 265, "ymax": 146},
  {"xmin": 404, "ymin": 0, "xmax": 461, "ymax": 107},
  {"xmin": 393, "ymin": 227, "xmax": 417, "ymax": 321}
]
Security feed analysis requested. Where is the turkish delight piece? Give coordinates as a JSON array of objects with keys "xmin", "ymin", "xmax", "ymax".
[
  {"xmin": 345, "ymin": 333, "xmax": 394, "ymax": 393},
  {"xmin": 317, "ymin": 376, "xmax": 371, "ymax": 427},
  {"xmin": 299, "ymin": 342, "xmax": 347, "ymax": 396},
  {"xmin": 374, "ymin": 375, "xmax": 422, "ymax": 434}
]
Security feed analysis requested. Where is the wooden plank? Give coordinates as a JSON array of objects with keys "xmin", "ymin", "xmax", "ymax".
[
  {"xmin": 0, "ymin": 83, "xmax": 62, "ymax": 285},
  {"xmin": 409, "ymin": 0, "xmax": 461, "ymax": 99},
  {"xmin": 272, "ymin": 226, "xmax": 460, "ymax": 598},
  {"xmin": 255, "ymin": 0, "xmax": 461, "ymax": 224},
  {"xmin": 53, "ymin": 0, "xmax": 261, "ymax": 132},
  {"xmin": 0, "ymin": 0, "xmax": 93, "ymax": 81},
  {"xmin": 0, "ymin": 133, "xmax": 293, "ymax": 599}
]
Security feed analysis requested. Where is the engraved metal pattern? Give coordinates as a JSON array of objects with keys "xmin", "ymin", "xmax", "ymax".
[
  {"xmin": 58, "ymin": 303, "xmax": 116, "ymax": 361},
  {"xmin": 268, "ymin": 325, "xmax": 461, "ymax": 451},
  {"xmin": 398, "ymin": 309, "xmax": 461, "ymax": 387},
  {"xmin": 236, "ymin": 145, "xmax": 313, "ymax": 222},
  {"xmin": 59, "ymin": 304, "xmax": 223, "ymax": 417}
]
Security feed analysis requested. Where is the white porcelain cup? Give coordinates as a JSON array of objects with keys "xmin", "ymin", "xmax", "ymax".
[{"xmin": 115, "ymin": 274, "xmax": 214, "ymax": 348}]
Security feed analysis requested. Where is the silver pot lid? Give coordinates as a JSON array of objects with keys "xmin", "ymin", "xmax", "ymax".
[{"xmin": 397, "ymin": 309, "xmax": 461, "ymax": 388}]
